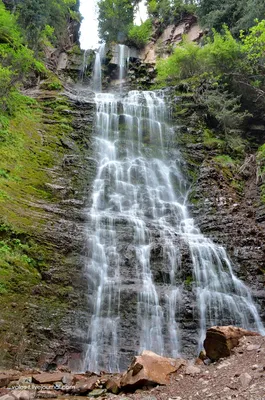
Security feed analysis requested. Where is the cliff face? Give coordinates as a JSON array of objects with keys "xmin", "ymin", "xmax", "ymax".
[
  {"xmin": 0, "ymin": 81, "xmax": 96, "ymax": 369},
  {"xmin": 170, "ymin": 87, "xmax": 265, "ymax": 323},
  {"xmin": 1, "ymin": 13, "xmax": 265, "ymax": 371}
]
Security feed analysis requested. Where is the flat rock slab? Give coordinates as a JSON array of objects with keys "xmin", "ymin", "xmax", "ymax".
[{"xmin": 32, "ymin": 374, "xmax": 71, "ymax": 385}]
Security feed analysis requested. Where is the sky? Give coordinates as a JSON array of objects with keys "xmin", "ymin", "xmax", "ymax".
[{"xmin": 79, "ymin": 0, "xmax": 148, "ymax": 50}]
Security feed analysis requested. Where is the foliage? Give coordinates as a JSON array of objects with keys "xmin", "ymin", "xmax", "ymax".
[
  {"xmin": 127, "ymin": 19, "xmax": 152, "ymax": 48},
  {"xmin": 257, "ymin": 144, "xmax": 265, "ymax": 203},
  {"xmin": 0, "ymin": 1, "xmax": 46, "ymax": 112},
  {"xmin": 156, "ymin": 27, "xmax": 243, "ymax": 83},
  {"xmin": 98, "ymin": 0, "xmax": 134, "ymax": 42},
  {"xmin": 15, "ymin": 0, "xmax": 80, "ymax": 51},
  {"xmin": 197, "ymin": 0, "xmax": 265, "ymax": 36},
  {"xmin": 240, "ymin": 20, "xmax": 265, "ymax": 69},
  {"xmin": 147, "ymin": 0, "xmax": 196, "ymax": 27}
]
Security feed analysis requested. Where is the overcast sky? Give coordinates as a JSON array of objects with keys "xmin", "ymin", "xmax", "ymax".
[{"xmin": 79, "ymin": 0, "xmax": 148, "ymax": 50}]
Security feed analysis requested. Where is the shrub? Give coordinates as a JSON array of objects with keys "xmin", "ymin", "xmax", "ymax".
[{"xmin": 127, "ymin": 19, "xmax": 152, "ymax": 48}]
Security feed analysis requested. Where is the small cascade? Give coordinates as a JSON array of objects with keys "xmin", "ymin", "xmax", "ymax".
[
  {"xmin": 83, "ymin": 90, "xmax": 265, "ymax": 373},
  {"xmin": 118, "ymin": 44, "xmax": 126, "ymax": 83},
  {"xmin": 81, "ymin": 50, "xmax": 88, "ymax": 81},
  {"xmin": 92, "ymin": 43, "xmax": 105, "ymax": 92}
]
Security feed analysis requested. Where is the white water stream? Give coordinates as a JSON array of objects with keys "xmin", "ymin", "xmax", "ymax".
[{"xmin": 83, "ymin": 48, "xmax": 265, "ymax": 373}]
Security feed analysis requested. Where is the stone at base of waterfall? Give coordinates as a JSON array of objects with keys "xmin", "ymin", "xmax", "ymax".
[
  {"xmin": 204, "ymin": 326, "xmax": 261, "ymax": 361},
  {"xmin": 88, "ymin": 388, "xmax": 107, "ymax": 398},
  {"xmin": 32, "ymin": 373, "xmax": 71, "ymax": 385},
  {"xmin": 9, "ymin": 390, "xmax": 36, "ymax": 400},
  {"xmin": 68, "ymin": 376, "xmax": 99, "ymax": 395},
  {"xmin": 36, "ymin": 391, "xmax": 58, "ymax": 399},
  {"xmin": 120, "ymin": 350, "xmax": 186, "ymax": 390},
  {"xmin": 105, "ymin": 377, "xmax": 120, "ymax": 394}
]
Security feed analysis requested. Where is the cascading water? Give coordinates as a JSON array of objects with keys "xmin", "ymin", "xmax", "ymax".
[
  {"xmin": 118, "ymin": 44, "xmax": 126, "ymax": 84},
  {"xmin": 83, "ymin": 87, "xmax": 264, "ymax": 372},
  {"xmin": 92, "ymin": 44, "xmax": 105, "ymax": 92}
]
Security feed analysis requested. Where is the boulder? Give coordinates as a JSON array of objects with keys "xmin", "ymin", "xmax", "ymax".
[
  {"xmin": 11, "ymin": 390, "xmax": 36, "ymax": 400},
  {"xmin": 32, "ymin": 373, "xmax": 71, "ymax": 385},
  {"xmin": 0, "ymin": 373, "xmax": 21, "ymax": 389},
  {"xmin": 204, "ymin": 326, "xmax": 260, "ymax": 361},
  {"xmin": 69, "ymin": 376, "xmax": 99, "ymax": 395},
  {"xmin": 0, "ymin": 376, "xmax": 11, "ymax": 389},
  {"xmin": 105, "ymin": 377, "xmax": 120, "ymax": 394},
  {"xmin": 120, "ymin": 350, "xmax": 186, "ymax": 390}
]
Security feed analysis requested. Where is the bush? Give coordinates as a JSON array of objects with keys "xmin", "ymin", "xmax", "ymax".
[
  {"xmin": 127, "ymin": 19, "xmax": 152, "ymax": 48},
  {"xmin": 156, "ymin": 27, "xmax": 243, "ymax": 83}
]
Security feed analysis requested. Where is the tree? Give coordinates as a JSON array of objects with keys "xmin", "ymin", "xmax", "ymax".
[
  {"xmin": 98, "ymin": 0, "xmax": 134, "ymax": 42},
  {"xmin": 197, "ymin": 0, "xmax": 265, "ymax": 35},
  {"xmin": 1, "ymin": 0, "xmax": 80, "ymax": 52}
]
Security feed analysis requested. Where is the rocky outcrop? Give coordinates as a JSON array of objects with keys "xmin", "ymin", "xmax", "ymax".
[
  {"xmin": 204, "ymin": 326, "xmax": 261, "ymax": 361},
  {"xmin": 169, "ymin": 86, "xmax": 265, "ymax": 330},
  {"xmin": 120, "ymin": 351, "xmax": 186, "ymax": 390},
  {"xmin": 0, "ymin": 85, "xmax": 96, "ymax": 370},
  {"xmin": 140, "ymin": 15, "xmax": 203, "ymax": 63}
]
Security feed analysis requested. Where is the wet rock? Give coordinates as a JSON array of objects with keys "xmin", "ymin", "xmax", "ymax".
[
  {"xmin": 204, "ymin": 326, "xmax": 260, "ymax": 361},
  {"xmin": 120, "ymin": 350, "xmax": 186, "ymax": 389}
]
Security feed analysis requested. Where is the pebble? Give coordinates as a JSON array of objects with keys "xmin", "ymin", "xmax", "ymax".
[
  {"xmin": 185, "ymin": 366, "xmax": 201, "ymax": 375},
  {"xmin": 239, "ymin": 372, "xmax": 252, "ymax": 388},
  {"xmin": 36, "ymin": 391, "xmax": 58, "ymax": 399},
  {"xmin": 217, "ymin": 362, "xmax": 230, "ymax": 370},
  {"xmin": 246, "ymin": 344, "xmax": 260, "ymax": 351},
  {"xmin": 251, "ymin": 364, "xmax": 259, "ymax": 370}
]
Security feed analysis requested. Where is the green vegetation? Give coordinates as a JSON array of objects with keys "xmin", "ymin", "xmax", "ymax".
[
  {"xmin": 257, "ymin": 144, "xmax": 265, "ymax": 203},
  {"xmin": 156, "ymin": 28, "xmax": 244, "ymax": 83},
  {"xmin": 0, "ymin": 1, "xmax": 46, "ymax": 112},
  {"xmin": 98, "ymin": 0, "xmax": 134, "ymax": 42},
  {"xmin": 127, "ymin": 19, "xmax": 153, "ymax": 48},
  {"xmin": 147, "ymin": 0, "xmax": 196, "ymax": 29},
  {"xmin": 3, "ymin": 0, "xmax": 81, "ymax": 52},
  {"xmin": 197, "ymin": 0, "xmax": 265, "ymax": 36}
]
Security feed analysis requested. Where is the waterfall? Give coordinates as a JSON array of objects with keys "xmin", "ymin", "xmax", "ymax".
[
  {"xmin": 81, "ymin": 50, "xmax": 88, "ymax": 82},
  {"xmin": 83, "ymin": 90, "xmax": 264, "ymax": 373},
  {"xmin": 119, "ymin": 44, "xmax": 126, "ymax": 83},
  {"xmin": 92, "ymin": 44, "xmax": 105, "ymax": 92}
]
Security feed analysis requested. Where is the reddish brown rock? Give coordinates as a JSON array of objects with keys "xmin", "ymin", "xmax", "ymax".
[
  {"xmin": 0, "ymin": 372, "xmax": 20, "ymax": 389},
  {"xmin": 37, "ymin": 390, "xmax": 58, "ymax": 399},
  {"xmin": 204, "ymin": 326, "xmax": 261, "ymax": 361},
  {"xmin": 105, "ymin": 377, "xmax": 120, "ymax": 394},
  {"xmin": 69, "ymin": 376, "xmax": 99, "ymax": 395},
  {"xmin": 31, "ymin": 373, "xmax": 71, "ymax": 384},
  {"xmin": 0, "ymin": 376, "xmax": 11, "ymax": 389},
  {"xmin": 120, "ymin": 350, "xmax": 186, "ymax": 390}
]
